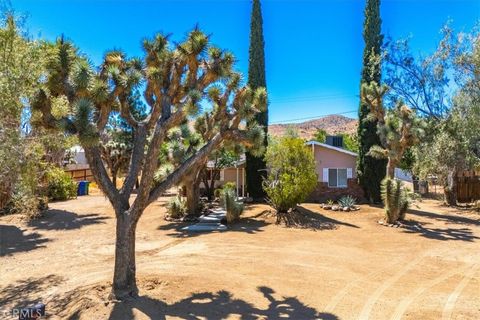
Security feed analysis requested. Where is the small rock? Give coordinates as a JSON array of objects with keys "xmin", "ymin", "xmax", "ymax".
[
  {"xmin": 324, "ymin": 205, "xmax": 332, "ymax": 210},
  {"xmin": 332, "ymin": 205, "xmax": 339, "ymax": 211},
  {"xmin": 389, "ymin": 224, "xmax": 394, "ymax": 227},
  {"xmin": 343, "ymin": 207, "xmax": 350, "ymax": 212}
]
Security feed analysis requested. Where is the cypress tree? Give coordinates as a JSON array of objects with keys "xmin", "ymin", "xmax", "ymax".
[
  {"xmin": 246, "ymin": 0, "xmax": 268, "ymax": 200},
  {"xmin": 357, "ymin": 0, "xmax": 387, "ymax": 203}
]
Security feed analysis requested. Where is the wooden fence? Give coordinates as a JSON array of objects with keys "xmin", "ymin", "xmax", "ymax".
[
  {"xmin": 64, "ymin": 168, "xmax": 94, "ymax": 182},
  {"xmin": 456, "ymin": 171, "xmax": 480, "ymax": 203}
]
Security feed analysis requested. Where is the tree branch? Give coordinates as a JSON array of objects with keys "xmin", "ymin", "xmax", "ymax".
[
  {"xmin": 146, "ymin": 129, "xmax": 250, "ymax": 206},
  {"xmin": 84, "ymin": 146, "xmax": 124, "ymax": 213},
  {"xmin": 120, "ymin": 124, "xmax": 147, "ymax": 196}
]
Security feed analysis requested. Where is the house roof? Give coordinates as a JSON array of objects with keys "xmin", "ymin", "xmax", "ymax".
[{"xmin": 305, "ymin": 140, "xmax": 358, "ymax": 157}]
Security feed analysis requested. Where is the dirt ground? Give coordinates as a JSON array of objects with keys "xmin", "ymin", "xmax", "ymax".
[{"xmin": 1, "ymin": 196, "xmax": 479, "ymax": 320}]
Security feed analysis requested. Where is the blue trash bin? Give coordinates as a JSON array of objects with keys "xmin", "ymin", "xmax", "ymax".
[{"xmin": 77, "ymin": 181, "xmax": 87, "ymax": 196}]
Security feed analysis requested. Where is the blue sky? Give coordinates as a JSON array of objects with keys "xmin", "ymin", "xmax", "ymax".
[{"xmin": 10, "ymin": 0, "xmax": 480, "ymax": 123}]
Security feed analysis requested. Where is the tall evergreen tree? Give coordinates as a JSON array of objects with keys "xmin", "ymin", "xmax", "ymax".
[
  {"xmin": 357, "ymin": 0, "xmax": 386, "ymax": 203},
  {"xmin": 246, "ymin": 0, "xmax": 268, "ymax": 200}
]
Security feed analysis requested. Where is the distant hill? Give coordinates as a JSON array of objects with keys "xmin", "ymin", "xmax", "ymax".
[{"xmin": 268, "ymin": 115, "xmax": 358, "ymax": 140}]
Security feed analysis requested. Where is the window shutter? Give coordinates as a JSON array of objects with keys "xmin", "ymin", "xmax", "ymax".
[
  {"xmin": 347, "ymin": 168, "xmax": 353, "ymax": 179},
  {"xmin": 323, "ymin": 168, "xmax": 329, "ymax": 183},
  {"xmin": 220, "ymin": 170, "xmax": 224, "ymax": 181}
]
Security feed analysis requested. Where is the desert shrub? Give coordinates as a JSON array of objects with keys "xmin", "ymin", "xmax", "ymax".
[
  {"xmin": 167, "ymin": 195, "xmax": 186, "ymax": 219},
  {"xmin": 222, "ymin": 188, "xmax": 244, "ymax": 223},
  {"xmin": 381, "ymin": 178, "xmax": 417, "ymax": 223},
  {"xmin": 2, "ymin": 186, "xmax": 48, "ymax": 220},
  {"xmin": 338, "ymin": 195, "xmax": 356, "ymax": 208},
  {"xmin": 263, "ymin": 137, "xmax": 317, "ymax": 217},
  {"xmin": 45, "ymin": 167, "xmax": 77, "ymax": 201}
]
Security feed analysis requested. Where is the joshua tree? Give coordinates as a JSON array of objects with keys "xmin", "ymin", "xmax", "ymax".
[
  {"xmin": 361, "ymin": 82, "xmax": 424, "ymax": 179},
  {"xmin": 33, "ymin": 30, "xmax": 266, "ymax": 299},
  {"xmin": 361, "ymin": 82, "xmax": 424, "ymax": 223}
]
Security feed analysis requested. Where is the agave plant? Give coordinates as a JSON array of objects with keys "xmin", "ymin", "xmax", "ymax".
[{"xmin": 338, "ymin": 195, "xmax": 356, "ymax": 209}]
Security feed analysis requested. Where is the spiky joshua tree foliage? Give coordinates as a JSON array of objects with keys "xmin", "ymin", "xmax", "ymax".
[
  {"xmin": 361, "ymin": 82, "xmax": 424, "ymax": 223},
  {"xmin": 32, "ymin": 30, "xmax": 267, "ymax": 300}
]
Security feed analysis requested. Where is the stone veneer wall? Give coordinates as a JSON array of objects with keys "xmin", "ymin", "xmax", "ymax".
[{"xmin": 307, "ymin": 178, "xmax": 365, "ymax": 203}]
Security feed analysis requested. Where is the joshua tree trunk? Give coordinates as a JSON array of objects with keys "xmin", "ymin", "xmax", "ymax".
[
  {"xmin": 185, "ymin": 182, "xmax": 198, "ymax": 215},
  {"xmin": 386, "ymin": 158, "xmax": 397, "ymax": 179},
  {"xmin": 444, "ymin": 169, "xmax": 458, "ymax": 206},
  {"xmin": 184, "ymin": 171, "xmax": 202, "ymax": 215},
  {"xmin": 111, "ymin": 210, "xmax": 138, "ymax": 299}
]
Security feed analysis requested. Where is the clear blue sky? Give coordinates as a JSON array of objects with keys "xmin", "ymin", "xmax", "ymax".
[{"xmin": 10, "ymin": 0, "xmax": 480, "ymax": 123}]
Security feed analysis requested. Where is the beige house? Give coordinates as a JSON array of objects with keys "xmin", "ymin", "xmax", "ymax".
[
  {"xmin": 201, "ymin": 155, "xmax": 246, "ymax": 197},
  {"xmin": 306, "ymin": 140, "xmax": 364, "ymax": 202},
  {"xmin": 201, "ymin": 138, "xmax": 364, "ymax": 201}
]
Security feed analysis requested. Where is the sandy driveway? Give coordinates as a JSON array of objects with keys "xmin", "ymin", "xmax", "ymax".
[{"xmin": 1, "ymin": 196, "xmax": 479, "ymax": 319}]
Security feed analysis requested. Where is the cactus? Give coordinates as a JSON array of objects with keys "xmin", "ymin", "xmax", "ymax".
[
  {"xmin": 167, "ymin": 196, "xmax": 187, "ymax": 219},
  {"xmin": 381, "ymin": 178, "xmax": 414, "ymax": 223},
  {"xmin": 222, "ymin": 188, "xmax": 244, "ymax": 223}
]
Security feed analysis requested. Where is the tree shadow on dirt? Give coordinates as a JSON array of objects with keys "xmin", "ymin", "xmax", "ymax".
[
  {"xmin": 107, "ymin": 286, "xmax": 338, "ymax": 320},
  {"xmin": 0, "ymin": 274, "xmax": 64, "ymax": 310},
  {"xmin": 401, "ymin": 221, "xmax": 480, "ymax": 242},
  {"xmin": 0, "ymin": 225, "xmax": 49, "ymax": 256},
  {"xmin": 408, "ymin": 208, "xmax": 480, "ymax": 226},
  {"xmin": 286, "ymin": 206, "xmax": 359, "ymax": 230},
  {"xmin": 28, "ymin": 210, "xmax": 109, "ymax": 231},
  {"xmin": 157, "ymin": 217, "xmax": 267, "ymax": 238},
  {"xmin": 400, "ymin": 209, "xmax": 480, "ymax": 242}
]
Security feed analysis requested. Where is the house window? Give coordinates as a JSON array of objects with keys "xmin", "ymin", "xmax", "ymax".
[{"xmin": 328, "ymin": 168, "xmax": 348, "ymax": 188}]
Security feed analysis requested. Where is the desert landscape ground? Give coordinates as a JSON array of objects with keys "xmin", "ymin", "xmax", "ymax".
[{"xmin": 1, "ymin": 196, "xmax": 479, "ymax": 320}]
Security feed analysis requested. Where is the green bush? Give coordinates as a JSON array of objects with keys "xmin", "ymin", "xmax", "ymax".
[
  {"xmin": 45, "ymin": 167, "xmax": 77, "ymax": 201},
  {"xmin": 1, "ymin": 186, "xmax": 48, "ymax": 220},
  {"xmin": 222, "ymin": 188, "xmax": 244, "ymax": 223},
  {"xmin": 263, "ymin": 137, "xmax": 318, "ymax": 216},
  {"xmin": 167, "ymin": 195, "xmax": 186, "ymax": 219}
]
